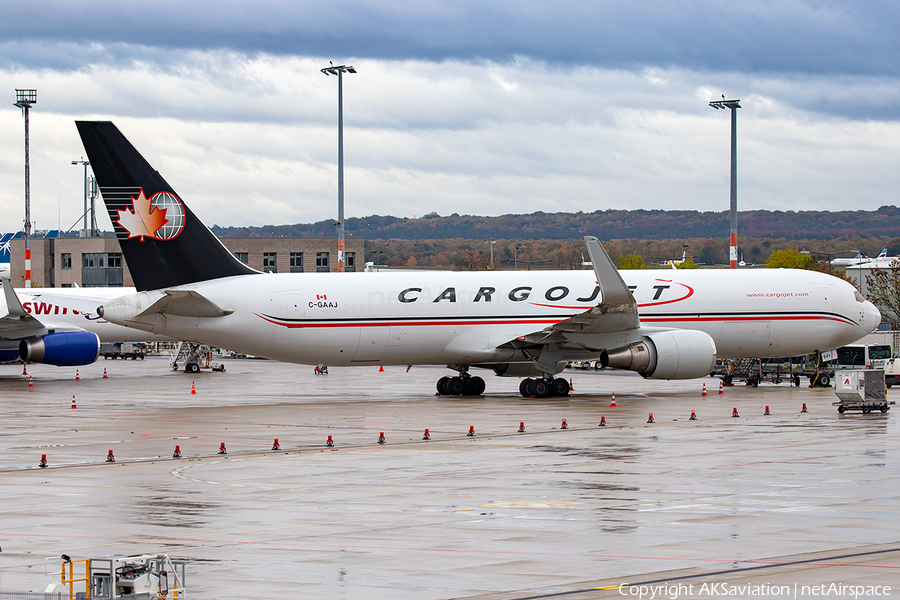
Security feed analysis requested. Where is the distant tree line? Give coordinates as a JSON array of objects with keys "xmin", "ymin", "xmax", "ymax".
[
  {"xmin": 343, "ymin": 236, "xmax": 900, "ymax": 271},
  {"xmin": 212, "ymin": 205, "xmax": 900, "ymax": 243}
]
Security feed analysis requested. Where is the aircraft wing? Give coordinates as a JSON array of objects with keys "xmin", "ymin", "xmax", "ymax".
[
  {"xmin": 0, "ymin": 278, "xmax": 49, "ymax": 339},
  {"xmin": 506, "ymin": 237, "xmax": 640, "ymax": 346}
]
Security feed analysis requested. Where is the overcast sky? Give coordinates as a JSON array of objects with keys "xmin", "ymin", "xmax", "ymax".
[{"xmin": 1, "ymin": 1, "xmax": 899, "ymax": 232}]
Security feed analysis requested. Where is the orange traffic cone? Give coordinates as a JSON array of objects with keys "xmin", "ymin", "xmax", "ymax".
[
  {"xmin": 190, "ymin": 381, "xmax": 197, "ymax": 395},
  {"xmin": 379, "ymin": 365, "xmax": 384, "ymax": 372},
  {"xmin": 28, "ymin": 376, "xmax": 33, "ymax": 388},
  {"xmin": 70, "ymin": 395, "xmax": 77, "ymax": 409},
  {"xmin": 102, "ymin": 368, "xmax": 109, "ymax": 379},
  {"xmin": 718, "ymin": 380, "xmax": 724, "ymax": 395},
  {"xmin": 701, "ymin": 383, "xmax": 707, "ymax": 397},
  {"xmin": 610, "ymin": 393, "xmax": 617, "ymax": 407},
  {"xmin": 75, "ymin": 369, "xmax": 80, "ymax": 381},
  {"xmin": 569, "ymin": 378, "xmax": 575, "ymax": 391}
]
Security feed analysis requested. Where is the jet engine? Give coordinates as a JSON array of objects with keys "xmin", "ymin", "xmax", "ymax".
[
  {"xmin": 600, "ymin": 330, "xmax": 716, "ymax": 380},
  {"xmin": 19, "ymin": 331, "xmax": 101, "ymax": 366}
]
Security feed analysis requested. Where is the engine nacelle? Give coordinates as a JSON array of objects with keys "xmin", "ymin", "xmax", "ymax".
[
  {"xmin": 19, "ymin": 331, "xmax": 101, "ymax": 366},
  {"xmin": 601, "ymin": 330, "xmax": 716, "ymax": 380}
]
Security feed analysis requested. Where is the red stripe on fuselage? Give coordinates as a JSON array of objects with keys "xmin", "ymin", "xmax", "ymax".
[{"xmin": 256, "ymin": 312, "xmax": 856, "ymax": 328}]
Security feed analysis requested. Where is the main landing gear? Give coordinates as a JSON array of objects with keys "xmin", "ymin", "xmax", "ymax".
[
  {"xmin": 436, "ymin": 375, "xmax": 486, "ymax": 396},
  {"xmin": 518, "ymin": 377, "xmax": 570, "ymax": 398}
]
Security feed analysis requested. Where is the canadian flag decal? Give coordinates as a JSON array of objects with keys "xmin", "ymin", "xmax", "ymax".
[{"xmin": 317, "ymin": 294, "xmax": 327, "ymax": 300}]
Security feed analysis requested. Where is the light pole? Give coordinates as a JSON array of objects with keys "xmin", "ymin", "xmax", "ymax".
[
  {"xmin": 487, "ymin": 238, "xmax": 497, "ymax": 269},
  {"xmin": 709, "ymin": 97, "xmax": 741, "ymax": 269},
  {"xmin": 514, "ymin": 245, "xmax": 520, "ymax": 271},
  {"xmin": 15, "ymin": 89, "xmax": 37, "ymax": 288},
  {"xmin": 321, "ymin": 63, "xmax": 357, "ymax": 273},
  {"xmin": 71, "ymin": 158, "xmax": 92, "ymax": 236}
]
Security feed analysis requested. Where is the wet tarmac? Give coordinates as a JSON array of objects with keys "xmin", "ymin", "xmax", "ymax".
[{"xmin": 0, "ymin": 357, "xmax": 898, "ymax": 599}]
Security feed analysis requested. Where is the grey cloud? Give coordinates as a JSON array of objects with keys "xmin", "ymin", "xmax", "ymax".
[{"xmin": 2, "ymin": 1, "xmax": 900, "ymax": 78}]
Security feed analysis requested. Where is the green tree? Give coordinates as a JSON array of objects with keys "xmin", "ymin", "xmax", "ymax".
[
  {"xmin": 767, "ymin": 249, "xmax": 814, "ymax": 269},
  {"xmin": 678, "ymin": 257, "xmax": 699, "ymax": 269},
  {"xmin": 618, "ymin": 253, "xmax": 647, "ymax": 269},
  {"xmin": 866, "ymin": 258, "xmax": 900, "ymax": 327}
]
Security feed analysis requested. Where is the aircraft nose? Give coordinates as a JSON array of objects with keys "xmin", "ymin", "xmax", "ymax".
[{"xmin": 861, "ymin": 300, "xmax": 881, "ymax": 333}]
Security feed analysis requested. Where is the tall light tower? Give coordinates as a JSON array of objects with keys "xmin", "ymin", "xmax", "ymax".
[
  {"xmin": 72, "ymin": 158, "xmax": 91, "ymax": 236},
  {"xmin": 321, "ymin": 63, "xmax": 357, "ymax": 272},
  {"xmin": 14, "ymin": 89, "xmax": 37, "ymax": 288},
  {"xmin": 709, "ymin": 97, "xmax": 741, "ymax": 269}
]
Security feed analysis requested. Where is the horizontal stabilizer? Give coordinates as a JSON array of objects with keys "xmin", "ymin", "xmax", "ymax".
[{"xmin": 138, "ymin": 290, "xmax": 233, "ymax": 318}]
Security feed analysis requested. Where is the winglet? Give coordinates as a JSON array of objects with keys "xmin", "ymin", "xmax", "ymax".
[
  {"xmin": 583, "ymin": 237, "xmax": 636, "ymax": 306},
  {"xmin": 1, "ymin": 277, "xmax": 28, "ymax": 317}
]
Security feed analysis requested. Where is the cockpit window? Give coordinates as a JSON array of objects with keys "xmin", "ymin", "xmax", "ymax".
[{"xmin": 854, "ymin": 291, "xmax": 866, "ymax": 303}]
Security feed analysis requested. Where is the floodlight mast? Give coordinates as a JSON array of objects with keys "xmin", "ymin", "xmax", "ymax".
[
  {"xmin": 321, "ymin": 64, "xmax": 357, "ymax": 272},
  {"xmin": 72, "ymin": 158, "xmax": 91, "ymax": 236},
  {"xmin": 709, "ymin": 98, "xmax": 741, "ymax": 269},
  {"xmin": 14, "ymin": 89, "xmax": 37, "ymax": 288}
]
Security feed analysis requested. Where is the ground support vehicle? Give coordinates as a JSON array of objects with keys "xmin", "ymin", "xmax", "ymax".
[
  {"xmin": 43, "ymin": 553, "xmax": 186, "ymax": 599},
  {"xmin": 833, "ymin": 369, "xmax": 890, "ymax": 414},
  {"xmin": 100, "ymin": 342, "xmax": 146, "ymax": 360},
  {"xmin": 883, "ymin": 357, "xmax": 900, "ymax": 388}
]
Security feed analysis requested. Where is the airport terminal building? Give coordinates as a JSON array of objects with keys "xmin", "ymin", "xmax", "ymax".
[{"xmin": 6, "ymin": 232, "xmax": 366, "ymax": 287}]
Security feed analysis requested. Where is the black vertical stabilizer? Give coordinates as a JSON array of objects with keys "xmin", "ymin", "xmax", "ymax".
[{"xmin": 75, "ymin": 121, "xmax": 258, "ymax": 292}]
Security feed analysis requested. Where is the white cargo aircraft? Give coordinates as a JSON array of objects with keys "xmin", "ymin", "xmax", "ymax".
[{"xmin": 73, "ymin": 121, "xmax": 880, "ymax": 396}]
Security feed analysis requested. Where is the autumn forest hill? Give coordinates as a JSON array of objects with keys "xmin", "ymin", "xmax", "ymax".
[{"xmin": 210, "ymin": 206, "xmax": 900, "ymax": 268}]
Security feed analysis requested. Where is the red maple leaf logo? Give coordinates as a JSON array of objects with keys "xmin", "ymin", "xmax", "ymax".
[{"xmin": 117, "ymin": 190, "xmax": 169, "ymax": 241}]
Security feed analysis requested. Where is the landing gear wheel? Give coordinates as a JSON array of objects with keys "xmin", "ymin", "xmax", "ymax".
[
  {"xmin": 465, "ymin": 376, "xmax": 486, "ymax": 396},
  {"xmin": 551, "ymin": 377, "xmax": 570, "ymax": 397},
  {"xmin": 447, "ymin": 377, "xmax": 465, "ymax": 395},
  {"xmin": 819, "ymin": 375, "xmax": 830, "ymax": 387},
  {"xmin": 520, "ymin": 378, "xmax": 532, "ymax": 397},
  {"xmin": 437, "ymin": 376, "xmax": 451, "ymax": 395},
  {"xmin": 532, "ymin": 379, "xmax": 550, "ymax": 398}
]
